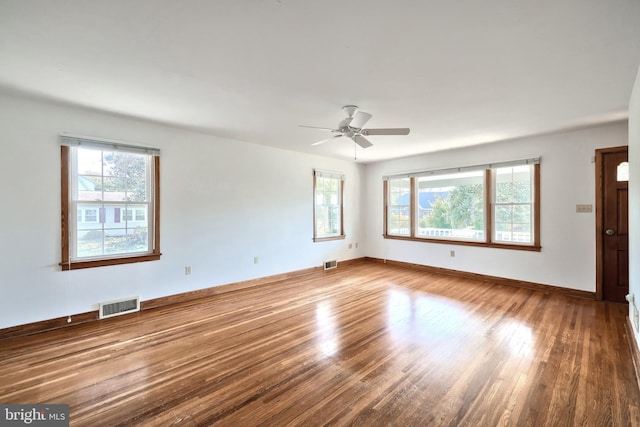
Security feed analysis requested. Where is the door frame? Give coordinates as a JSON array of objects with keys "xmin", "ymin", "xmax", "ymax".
[{"xmin": 595, "ymin": 145, "xmax": 628, "ymax": 301}]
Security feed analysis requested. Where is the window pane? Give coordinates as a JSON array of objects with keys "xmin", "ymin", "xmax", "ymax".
[
  {"xmin": 127, "ymin": 227, "xmax": 149, "ymax": 252},
  {"xmin": 103, "ymin": 177, "xmax": 127, "ymax": 201},
  {"xmin": 495, "ymin": 166, "xmax": 532, "ymax": 203},
  {"xmin": 416, "ymin": 171, "xmax": 485, "ymax": 241},
  {"xmin": 102, "ymin": 151, "xmax": 149, "ymax": 202},
  {"xmin": 84, "ymin": 208, "xmax": 98, "ymax": 223},
  {"xmin": 77, "ymin": 229, "xmax": 104, "ymax": 258},
  {"xmin": 387, "ymin": 178, "xmax": 411, "ymax": 236}
]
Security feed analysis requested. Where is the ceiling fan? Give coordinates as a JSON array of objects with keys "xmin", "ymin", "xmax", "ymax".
[{"xmin": 300, "ymin": 105, "xmax": 410, "ymax": 149}]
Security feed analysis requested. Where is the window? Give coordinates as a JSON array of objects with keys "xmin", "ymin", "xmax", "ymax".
[
  {"xmin": 313, "ymin": 169, "xmax": 345, "ymax": 241},
  {"xmin": 617, "ymin": 161, "xmax": 629, "ymax": 182},
  {"xmin": 416, "ymin": 171, "xmax": 485, "ymax": 241},
  {"xmin": 135, "ymin": 208, "xmax": 146, "ymax": 221},
  {"xmin": 83, "ymin": 208, "xmax": 98, "ymax": 223},
  {"xmin": 387, "ymin": 178, "xmax": 411, "ymax": 237},
  {"xmin": 61, "ymin": 136, "xmax": 161, "ymax": 270},
  {"xmin": 384, "ymin": 159, "xmax": 540, "ymax": 250},
  {"xmin": 493, "ymin": 165, "xmax": 534, "ymax": 244}
]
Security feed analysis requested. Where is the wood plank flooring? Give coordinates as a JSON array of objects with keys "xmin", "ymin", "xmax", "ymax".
[{"xmin": 1, "ymin": 261, "xmax": 639, "ymax": 426}]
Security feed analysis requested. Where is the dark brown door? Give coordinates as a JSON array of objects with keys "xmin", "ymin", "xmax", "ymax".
[{"xmin": 601, "ymin": 148, "xmax": 629, "ymax": 303}]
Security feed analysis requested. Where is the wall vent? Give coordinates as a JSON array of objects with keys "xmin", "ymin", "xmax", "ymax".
[
  {"xmin": 324, "ymin": 260, "xmax": 338, "ymax": 270},
  {"xmin": 99, "ymin": 297, "xmax": 140, "ymax": 319}
]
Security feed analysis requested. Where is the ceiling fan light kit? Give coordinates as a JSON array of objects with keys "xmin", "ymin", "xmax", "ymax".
[{"xmin": 300, "ymin": 105, "xmax": 410, "ymax": 151}]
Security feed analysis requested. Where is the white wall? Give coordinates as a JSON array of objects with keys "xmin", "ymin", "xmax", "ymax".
[
  {"xmin": 629, "ymin": 66, "xmax": 640, "ymax": 343},
  {"xmin": 0, "ymin": 92, "xmax": 365, "ymax": 329},
  {"xmin": 364, "ymin": 121, "xmax": 629, "ymax": 292},
  {"xmin": 0, "ymin": 89, "xmax": 632, "ymax": 331}
]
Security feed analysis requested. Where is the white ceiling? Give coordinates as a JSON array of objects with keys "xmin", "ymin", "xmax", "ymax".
[{"xmin": 1, "ymin": 1, "xmax": 639, "ymax": 163}]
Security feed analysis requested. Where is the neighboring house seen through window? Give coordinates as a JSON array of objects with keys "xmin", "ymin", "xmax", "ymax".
[{"xmin": 60, "ymin": 136, "xmax": 161, "ymax": 270}]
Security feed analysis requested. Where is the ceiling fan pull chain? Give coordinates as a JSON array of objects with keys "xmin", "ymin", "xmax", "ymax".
[{"xmin": 354, "ymin": 141, "xmax": 357, "ymax": 160}]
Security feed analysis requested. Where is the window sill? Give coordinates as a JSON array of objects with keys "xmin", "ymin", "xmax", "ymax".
[
  {"xmin": 383, "ymin": 235, "xmax": 541, "ymax": 252},
  {"xmin": 313, "ymin": 235, "xmax": 346, "ymax": 243},
  {"xmin": 60, "ymin": 253, "xmax": 162, "ymax": 271}
]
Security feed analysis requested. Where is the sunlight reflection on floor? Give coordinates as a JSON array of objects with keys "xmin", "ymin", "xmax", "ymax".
[
  {"xmin": 385, "ymin": 288, "xmax": 535, "ymax": 361},
  {"xmin": 315, "ymin": 301, "xmax": 339, "ymax": 357}
]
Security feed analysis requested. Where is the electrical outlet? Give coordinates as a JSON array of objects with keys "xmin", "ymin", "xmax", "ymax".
[
  {"xmin": 355, "ymin": 242, "xmax": 358, "ymax": 249},
  {"xmin": 450, "ymin": 250, "xmax": 455, "ymax": 257},
  {"xmin": 254, "ymin": 256, "xmax": 259, "ymax": 264},
  {"xmin": 349, "ymin": 243, "xmax": 353, "ymax": 249},
  {"xmin": 185, "ymin": 266, "xmax": 191, "ymax": 275}
]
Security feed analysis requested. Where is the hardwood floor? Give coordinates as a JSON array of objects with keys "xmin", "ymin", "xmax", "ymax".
[{"xmin": 1, "ymin": 261, "xmax": 639, "ymax": 426}]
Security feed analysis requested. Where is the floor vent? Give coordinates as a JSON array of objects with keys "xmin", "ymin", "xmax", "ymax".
[
  {"xmin": 324, "ymin": 260, "xmax": 338, "ymax": 270},
  {"xmin": 99, "ymin": 297, "xmax": 140, "ymax": 319}
]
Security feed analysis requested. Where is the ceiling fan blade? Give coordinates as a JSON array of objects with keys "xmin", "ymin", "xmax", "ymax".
[
  {"xmin": 312, "ymin": 135, "xmax": 343, "ymax": 146},
  {"xmin": 348, "ymin": 111, "xmax": 373, "ymax": 129},
  {"xmin": 299, "ymin": 125, "xmax": 339, "ymax": 132},
  {"xmin": 362, "ymin": 128, "xmax": 410, "ymax": 136},
  {"xmin": 353, "ymin": 135, "xmax": 373, "ymax": 148}
]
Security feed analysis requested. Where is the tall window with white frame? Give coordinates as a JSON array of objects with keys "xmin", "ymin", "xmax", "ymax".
[
  {"xmin": 313, "ymin": 169, "xmax": 345, "ymax": 242},
  {"xmin": 492, "ymin": 165, "xmax": 535, "ymax": 244},
  {"xmin": 383, "ymin": 159, "xmax": 540, "ymax": 250},
  {"xmin": 61, "ymin": 136, "xmax": 161, "ymax": 270},
  {"xmin": 386, "ymin": 177, "xmax": 411, "ymax": 237}
]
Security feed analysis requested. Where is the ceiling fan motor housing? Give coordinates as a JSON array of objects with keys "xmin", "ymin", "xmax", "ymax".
[{"xmin": 342, "ymin": 105, "xmax": 359, "ymax": 118}]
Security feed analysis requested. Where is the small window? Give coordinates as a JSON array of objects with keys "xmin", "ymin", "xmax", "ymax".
[
  {"xmin": 61, "ymin": 136, "xmax": 161, "ymax": 270},
  {"xmin": 135, "ymin": 208, "xmax": 146, "ymax": 221},
  {"xmin": 617, "ymin": 162, "xmax": 629, "ymax": 182},
  {"xmin": 313, "ymin": 169, "xmax": 345, "ymax": 242},
  {"xmin": 83, "ymin": 208, "xmax": 98, "ymax": 223}
]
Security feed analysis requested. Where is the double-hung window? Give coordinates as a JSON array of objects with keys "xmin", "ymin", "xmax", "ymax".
[
  {"xmin": 313, "ymin": 169, "xmax": 345, "ymax": 242},
  {"xmin": 387, "ymin": 177, "xmax": 411, "ymax": 237},
  {"xmin": 384, "ymin": 158, "xmax": 540, "ymax": 250},
  {"xmin": 492, "ymin": 165, "xmax": 535, "ymax": 244},
  {"xmin": 61, "ymin": 136, "xmax": 161, "ymax": 270}
]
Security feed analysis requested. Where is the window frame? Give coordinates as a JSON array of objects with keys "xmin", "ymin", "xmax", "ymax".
[
  {"xmin": 60, "ymin": 140, "xmax": 161, "ymax": 270},
  {"xmin": 383, "ymin": 161, "xmax": 540, "ymax": 251},
  {"xmin": 313, "ymin": 169, "xmax": 346, "ymax": 242}
]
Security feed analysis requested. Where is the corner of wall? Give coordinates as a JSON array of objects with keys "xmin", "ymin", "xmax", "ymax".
[{"xmin": 628, "ymin": 64, "xmax": 640, "ymax": 349}]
